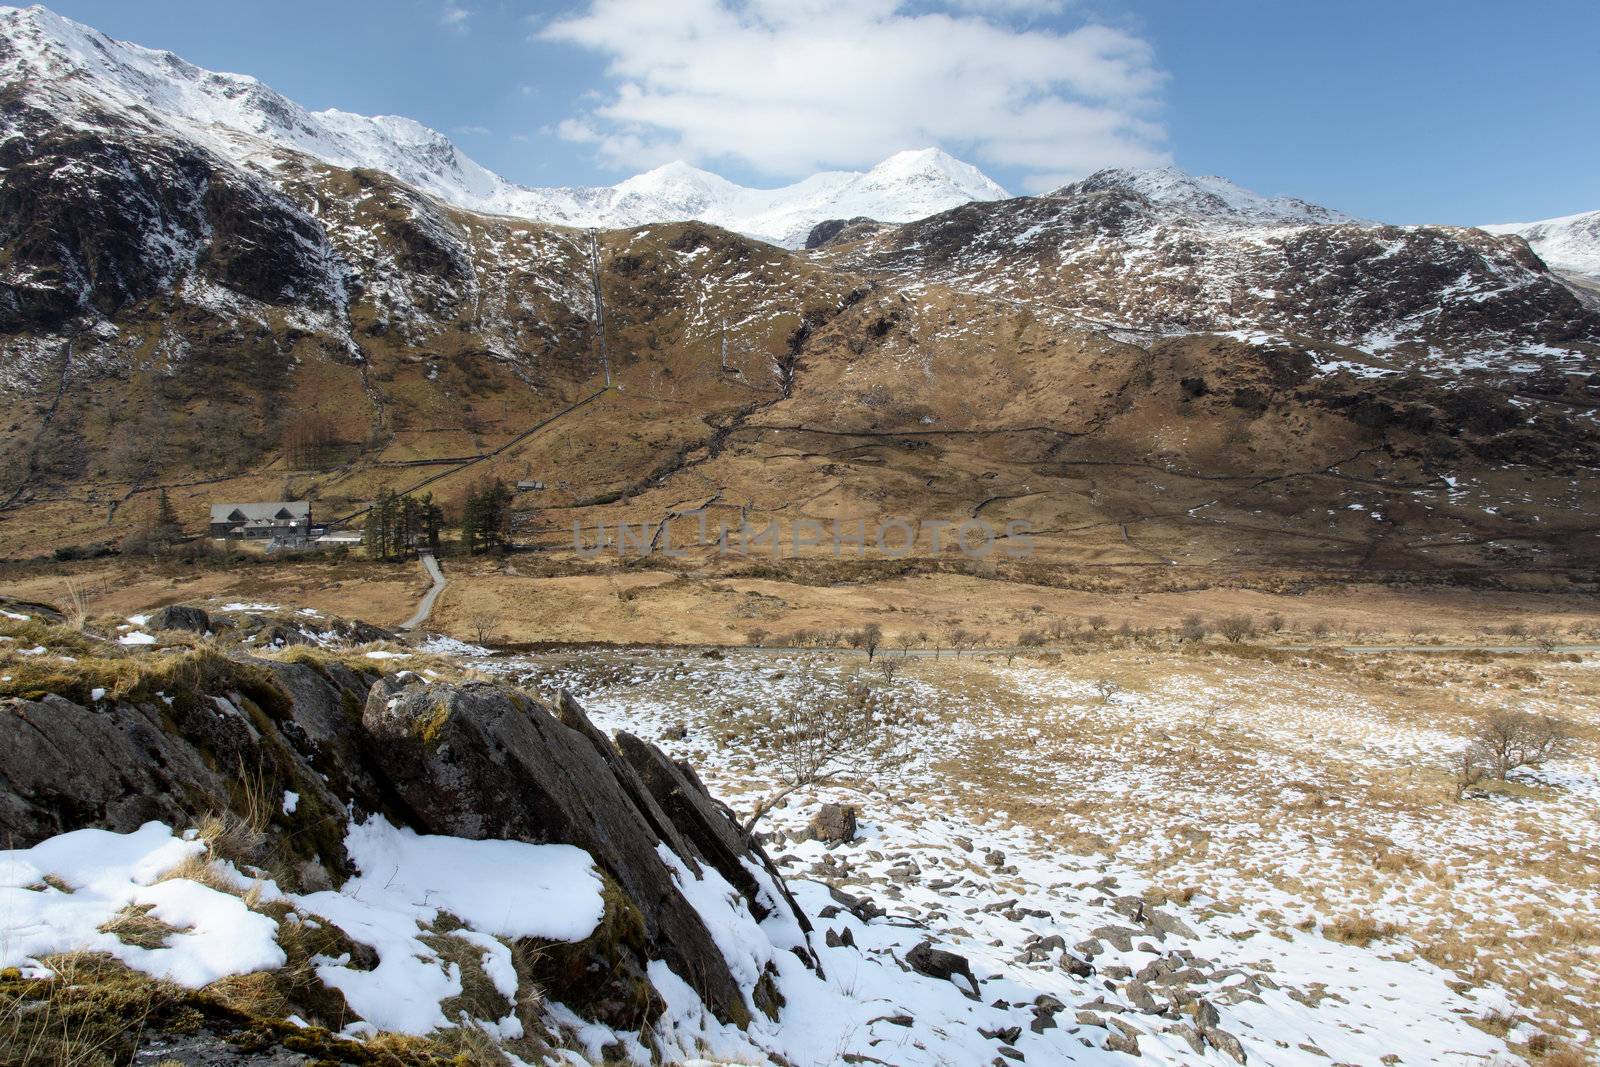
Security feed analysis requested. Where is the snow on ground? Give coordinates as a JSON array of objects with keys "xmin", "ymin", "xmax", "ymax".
[
  {"xmin": 5, "ymin": 636, "xmax": 1592, "ymax": 1063},
  {"xmin": 0, "ymin": 823, "xmax": 284, "ymax": 987},
  {"xmin": 0, "ymin": 815, "xmax": 610, "ymax": 1044},
  {"xmin": 490, "ymin": 644, "xmax": 1600, "ymax": 1062},
  {"xmin": 296, "ymin": 817, "xmax": 606, "ymax": 1037}
]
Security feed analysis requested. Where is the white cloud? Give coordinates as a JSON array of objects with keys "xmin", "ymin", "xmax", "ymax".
[
  {"xmin": 440, "ymin": 3, "xmax": 471, "ymax": 32},
  {"xmin": 939, "ymin": 0, "xmax": 1069, "ymax": 12},
  {"xmin": 456, "ymin": 124, "xmax": 493, "ymax": 136},
  {"xmin": 539, "ymin": 0, "xmax": 1167, "ymax": 189}
]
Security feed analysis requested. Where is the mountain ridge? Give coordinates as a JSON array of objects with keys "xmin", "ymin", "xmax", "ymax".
[
  {"xmin": 1484, "ymin": 209, "xmax": 1600, "ymax": 283},
  {"xmin": 0, "ymin": 4, "xmax": 1006, "ymax": 246}
]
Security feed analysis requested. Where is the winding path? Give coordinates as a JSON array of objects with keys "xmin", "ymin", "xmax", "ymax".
[{"xmin": 400, "ymin": 552, "xmax": 447, "ymax": 633}]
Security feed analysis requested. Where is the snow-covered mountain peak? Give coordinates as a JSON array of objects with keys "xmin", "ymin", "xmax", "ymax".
[
  {"xmin": 0, "ymin": 6, "xmax": 1011, "ymax": 245},
  {"xmin": 1483, "ymin": 209, "xmax": 1600, "ymax": 282},
  {"xmin": 1055, "ymin": 164, "xmax": 1365, "ymax": 230},
  {"xmin": 612, "ymin": 160, "xmax": 747, "ymax": 207},
  {"xmin": 865, "ymin": 148, "xmax": 1007, "ymax": 192}
]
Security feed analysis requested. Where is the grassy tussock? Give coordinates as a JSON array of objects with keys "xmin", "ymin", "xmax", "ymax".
[
  {"xmin": 96, "ymin": 905, "xmax": 184, "ymax": 950},
  {"xmin": 0, "ymin": 641, "xmax": 291, "ymax": 715},
  {"xmin": 266, "ymin": 642, "xmax": 470, "ymax": 684},
  {"xmin": 0, "ymin": 953, "xmax": 178, "ymax": 1067}
]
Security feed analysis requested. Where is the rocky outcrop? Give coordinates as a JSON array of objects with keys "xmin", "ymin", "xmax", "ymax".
[
  {"xmin": 0, "ymin": 648, "xmax": 811, "ymax": 1036},
  {"xmin": 829, "ymin": 186, "xmax": 1600, "ymax": 360},
  {"xmin": 0, "ymin": 121, "xmax": 346, "ymax": 331},
  {"xmin": 363, "ymin": 678, "xmax": 763, "ymax": 1024},
  {"xmin": 147, "ymin": 604, "xmax": 211, "ymax": 633},
  {"xmin": 804, "ymin": 216, "xmax": 891, "ymax": 249}
]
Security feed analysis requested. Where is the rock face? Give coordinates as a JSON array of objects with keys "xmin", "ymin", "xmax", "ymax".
[
  {"xmin": 0, "ymin": 650, "xmax": 812, "ymax": 1034},
  {"xmin": 825, "ymin": 186, "xmax": 1600, "ymax": 359},
  {"xmin": 363, "ymin": 679, "xmax": 768, "ymax": 1024}
]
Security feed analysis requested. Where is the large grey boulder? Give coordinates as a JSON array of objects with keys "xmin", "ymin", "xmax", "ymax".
[
  {"xmin": 808, "ymin": 802, "xmax": 858, "ymax": 843},
  {"xmin": 0, "ymin": 658, "xmax": 359, "ymax": 881},
  {"xmin": 361, "ymin": 679, "xmax": 752, "ymax": 1026},
  {"xmin": 148, "ymin": 604, "xmax": 211, "ymax": 634}
]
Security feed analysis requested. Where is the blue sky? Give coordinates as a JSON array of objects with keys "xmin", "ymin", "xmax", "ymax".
[{"xmin": 34, "ymin": 0, "xmax": 1600, "ymax": 224}]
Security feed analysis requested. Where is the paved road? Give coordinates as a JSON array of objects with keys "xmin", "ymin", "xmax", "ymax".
[{"xmin": 400, "ymin": 552, "xmax": 446, "ymax": 632}]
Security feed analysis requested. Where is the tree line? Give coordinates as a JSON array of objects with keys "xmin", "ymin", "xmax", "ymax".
[
  {"xmin": 362, "ymin": 489, "xmax": 444, "ymax": 560},
  {"xmin": 364, "ymin": 478, "xmax": 513, "ymax": 559}
]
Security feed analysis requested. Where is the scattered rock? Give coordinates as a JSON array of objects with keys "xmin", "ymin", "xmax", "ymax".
[
  {"xmin": 1147, "ymin": 908, "xmax": 1199, "ymax": 940},
  {"xmin": 1168, "ymin": 1023, "xmax": 1206, "ymax": 1053},
  {"xmin": 1090, "ymin": 925, "xmax": 1140, "ymax": 953},
  {"xmin": 809, "ymin": 802, "xmax": 859, "ymax": 843},
  {"xmin": 827, "ymin": 887, "xmax": 884, "ymax": 923},
  {"xmin": 1059, "ymin": 953, "xmax": 1094, "ymax": 978},
  {"xmin": 147, "ymin": 604, "xmax": 210, "ymax": 634},
  {"xmin": 980, "ymin": 1025, "xmax": 1022, "ymax": 1044},
  {"xmin": 1123, "ymin": 980, "xmax": 1161, "ymax": 1014},
  {"xmin": 1109, "ymin": 896, "xmax": 1146, "ymax": 923},
  {"xmin": 1104, "ymin": 1030, "xmax": 1140, "ymax": 1055},
  {"xmin": 906, "ymin": 941, "xmax": 980, "ymax": 999},
  {"xmin": 1204, "ymin": 1026, "xmax": 1249, "ymax": 1063}
]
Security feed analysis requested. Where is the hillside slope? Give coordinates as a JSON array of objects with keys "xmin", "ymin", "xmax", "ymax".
[
  {"xmin": 1485, "ymin": 208, "xmax": 1600, "ymax": 283},
  {"xmin": 0, "ymin": 5, "xmax": 1597, "ymax": 582}
]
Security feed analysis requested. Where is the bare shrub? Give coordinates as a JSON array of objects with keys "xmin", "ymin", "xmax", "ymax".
[
  {"xmin": 1457, "ymin": 709, "xmax": 1575, "ymax": 792},
  {"xmin": 745, "ymin": 627, "xmax": 768, "ymax": 648},
  {"xmin": 1179, "ymin": 613, "xmax": 1207, "ymax": 643},
  {"xmin": 859, "ymin": 622, "xmax": 884, "ymax": 662},
  {"xmin": 467, "ymin": 608, "xmax": 501, "ymax": 646},
  {"xmin": 728, "ymin": 679, "xmax": 914, "ymax": 838},
  {"xmin": 1451, "ymin": 746, "xmax": 1490, "ymax": 801},
  {"xmin": 1217, "ymin": 614, "xmax": 1256, "ymax": 643}
]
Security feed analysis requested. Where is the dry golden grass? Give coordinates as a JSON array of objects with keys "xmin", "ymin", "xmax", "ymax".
[{"xmin": 96, "ymin": 905, "xmax": 183, "ymax": 950}]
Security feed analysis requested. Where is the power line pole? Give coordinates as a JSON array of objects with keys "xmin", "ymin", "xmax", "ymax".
[{"xmin": 588, "ymin": 229, "xmax": 611, "ymax": 388}]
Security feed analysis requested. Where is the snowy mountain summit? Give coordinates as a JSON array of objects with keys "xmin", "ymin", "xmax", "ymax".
[
  {"xmin": 0, "ymin": 4, "xmax": 1006, "ymax": 246},
  {"xmin": 1484, "ymin": 210, "xmax": 1600, "ymax": 282},
  {"xmin": 1055, "ymin": 165, "xmax": 1366, "ymax": 230},
  {"xmin": 577, "ymin": 148, "xmax": 1009, "ymax": 246}
]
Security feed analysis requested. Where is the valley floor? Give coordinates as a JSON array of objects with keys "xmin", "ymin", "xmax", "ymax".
[
  {"xmin": 491, "ymin": 641, "xmax": 1600, "ymax": 1064},
  {"xmin": 5, "ymin": 556, "xmax": 1599, "ymax": 650},
  {"xmin": 3, "ymin": 570, "xmax": 1598, "ymax": 1064}
]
